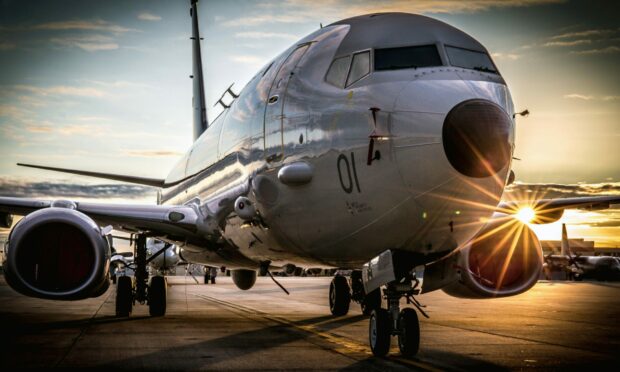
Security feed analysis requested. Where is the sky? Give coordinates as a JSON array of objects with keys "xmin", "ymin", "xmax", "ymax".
[{"xmin": 0, "ymin": 0, "xmax": 619, "ymax": 246}]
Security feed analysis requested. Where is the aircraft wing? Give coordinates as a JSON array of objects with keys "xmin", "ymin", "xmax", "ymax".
[
  {"xmin": 0, "ymin": 197, "xmax": 201, "ymax": 237},
  {"xmin": 498, "ymin": 195, "xmax": 620, "ymax": 213},
  {"xmin": 0, "ymin": 178, "xmax": 250, "ymax": 240}
]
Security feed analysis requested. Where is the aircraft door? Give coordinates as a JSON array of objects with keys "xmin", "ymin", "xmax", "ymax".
[{"xmin": 264, "ymin": 43, "xmax": 310, "ymax": 164}]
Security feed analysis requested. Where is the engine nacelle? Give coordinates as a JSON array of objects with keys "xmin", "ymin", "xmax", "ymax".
[
  {"xmin": 424, "ymin": 219, "xmax": 542, "ymax": 298},
  {"xmin": 3, "ymin": 208, "xmax": 111, "ymax": 300}
]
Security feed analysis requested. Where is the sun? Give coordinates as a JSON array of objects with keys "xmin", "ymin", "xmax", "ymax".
[{"xmin": 515, "ymin": 207, "xmax": 536, "ymax": 224}]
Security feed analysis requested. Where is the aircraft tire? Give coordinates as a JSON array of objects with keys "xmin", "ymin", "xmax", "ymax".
[
  {"xmin": 149, "ymin": 276, "xmax": 167, "ymax": 317},
  {"xmin": 369, "ymin": 308, "xmax": 391, "ymax": 357},
  {"xmin": 116, "ymin": 276, "xmax": 133, "ymax": 317},
  {"xmin": 204, "ymin": 273, "xmax": 210, "ymax": 284},
  {"xmin": 361, "ymin": 288, "xmax": 382, "ymax": 316},
  {"xmin": 112, "ymin": 274, "xmax": 117, "ymax": 284},
  {"xmin": 397, "ymin": 308, "xmax": 420, "ymax": 357},
  {"xmin": 329, "ymin": 275, "xmax": 351, "ymax": 316}
]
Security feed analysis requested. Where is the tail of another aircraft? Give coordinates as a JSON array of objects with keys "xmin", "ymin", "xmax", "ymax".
[
  {"xmin": 561, "ymin": 223, "xmax": 570, "ymax": 256},
  {"xmin": 190, "ymin": 0, "xmax": 208, "ymax": 140}
]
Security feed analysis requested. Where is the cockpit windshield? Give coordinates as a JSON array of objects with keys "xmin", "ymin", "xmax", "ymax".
[
  {"xmin": 375, "ymin": 45, "xmax": 442, "ymax": 71},
  {"xmin": 445, "ymin": 46, "xmax": 498, "ymax": 74}
]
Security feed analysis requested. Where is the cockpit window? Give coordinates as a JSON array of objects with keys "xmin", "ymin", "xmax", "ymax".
[
  {"xmin": 446, "ymin": 46, "xmax": 498, "ymax": 74},
  {"xmin": 346, "ymin": 51, "xmax": 370, "ymax": 87},
  {"xmin": 325, "ymin": 56, "xmax": 351, "ymax": 88},
  {"xmin": 375, "ymin": 45, "xmax": 442, "ymax": 71}
]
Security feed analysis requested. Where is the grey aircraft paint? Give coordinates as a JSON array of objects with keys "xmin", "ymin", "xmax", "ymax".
[{"xmin": 161, "ymin": 13, "xmax": 514, "ymax": 269}]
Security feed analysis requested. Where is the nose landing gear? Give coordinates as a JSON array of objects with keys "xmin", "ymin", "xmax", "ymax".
[{"xmin": 368, "ymin": 275, "xmax": 428, "ymax": 357}]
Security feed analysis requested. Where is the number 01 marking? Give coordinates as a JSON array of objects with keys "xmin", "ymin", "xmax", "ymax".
[{"xmin": 337, "ymin": 153, "xmax": 361, "ymax": 194}]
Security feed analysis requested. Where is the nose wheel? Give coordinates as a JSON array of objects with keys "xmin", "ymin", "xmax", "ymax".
[
  {"xmin": 329, "ymin": 275, "xmax": 351, "ymax": 316},
  {"xmin": 115, "ymin": 275, "xmax": 133, "ymax": 317},
  {"xmin": 369, "ymin": 308, "xmax": 391, "ymax": 356},
  {"xmin": 397, "ymin": 308, "xmax": 420, "ymax": 356},
  {"xmin": 148, "ymin": 276, "xmax": 167, "ymax": 316}
]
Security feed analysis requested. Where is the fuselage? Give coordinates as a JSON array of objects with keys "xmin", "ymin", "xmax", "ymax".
[{"xmin": 158, "ymin": 13, "xmax": 515, "ymax": 269}]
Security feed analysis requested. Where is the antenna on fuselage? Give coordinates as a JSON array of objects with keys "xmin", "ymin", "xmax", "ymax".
[{"xmin": 190, "ymin": 0, "xmax": 208, "ymax": 140}]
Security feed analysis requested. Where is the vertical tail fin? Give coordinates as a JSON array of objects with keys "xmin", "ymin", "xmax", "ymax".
[
  {"xmin": 561, "ymin": 223, "xmax": 570, "ymax": 256},
  {"xmin": 190, "ymin": 0, "xmax": 208, "ymax": 140}
]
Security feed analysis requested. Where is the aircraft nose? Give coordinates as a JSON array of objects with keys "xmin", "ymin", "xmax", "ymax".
[{"xmin": 442, "ymin": 99, "xmax": 512, "ymax": 178}]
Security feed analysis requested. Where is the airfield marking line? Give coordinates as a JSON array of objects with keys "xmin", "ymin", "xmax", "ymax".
[
  {"xmin": 426, "ymin": 320, "xmax": 612, "ymax": 356},
  {"xmin": 194, "ymin": 293, "xmax": 444, "ymax": 372},
  {"xmin": 54, "ymin": 290, "xmax": 112, "ymax": 367}
]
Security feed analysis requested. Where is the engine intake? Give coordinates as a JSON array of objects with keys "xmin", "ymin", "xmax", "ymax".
[
  {"xmin": 3, "ymin": 208, "xmax": 111, "ymax": 300},
  {"xmin": 424, "ymin": 219, "xmax": 542, "ymax": 298}
]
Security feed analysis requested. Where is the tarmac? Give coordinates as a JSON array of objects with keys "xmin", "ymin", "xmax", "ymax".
[{"xmin": 0, "ymin": 275, "xmax": 619, "ymax": 370}]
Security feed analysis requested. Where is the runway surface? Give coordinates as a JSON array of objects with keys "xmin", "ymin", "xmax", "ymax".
[{"xmin": 0, "ymin": 275, "xmax": 619, "ymax": 370}]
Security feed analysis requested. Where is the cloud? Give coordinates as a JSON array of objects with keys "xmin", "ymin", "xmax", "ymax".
[
  {"xmin": 0, "ymin": 104, "xmax": 30, "ymax": 120},
  {"xmin": 33, "ymin": 20, "xmax": 138, "ymax": 33},
  {"xmin": 550, "ymin": 29, "xmax": 617, "ymax": 40},
  {"xmin": 231, "ymin": 55, "xmax": 267, "ymax": 66},
  {"xmin": 0, "ymin": 41, "xmax": 16, "ymax": 51},
  {"xmin": 124, "ymin": 150, "xmax": 183, "ymax": 157},
  {"xmin": 57, "ymin": 124, "xmax": 105, "ymax": 136},
  {"xmin": 0, "ymin": 178, "xmax": 156, "ymax": 200},
  {"xmin": 137, "ymin": 12, "xmax": 162, "ymax": 21},
  {"xmin": 220, "ymin": 0, "xmax": 565, "ymax": 26},
  {"xmin": 222, "ymin": 14, "xmax": 307, "ymax": 27},
  {"xmin": 14, "ymin": 84, "xmax": 107, "ymax": 98},
  {"xmin": 543, "ymin": 39, "xmax": 591, "ymax": 47},
  {"xmin": 581, "ymin": 219, "xmax": 620, "ymax": 228},
  {"xmin": 564, "ymin": 93, "xmax": 620, "ymax": 101},
  {"xmin": 25, "ymin": 125, "xmax": 54, "ymax": 133},
  {"xmin": 602, "ymin": 96, "xmax": 620, "ymax": 101},
  {"xmin": 491, "ymin": 52, "xmax": 520, "ymax": 60},
  {"xmin": 84, "ymin": 80, "xmax": 152, "ymax": 89},
  {"xmin": 570, "ymin": 46, "xmax": 620, "ymax": 55},
  {"xmin": 563, "ymin": 93, "xmax": 594, "ymax": 100},
  {"xmin": 235, "ymin": 31, "xmax": 298, "ymax": 40},
  {"xmin": 505, "ymin": 182, "xmax": 620, "ymax": 199},
  {"xmin": 50, "ymin": 34, "xmax": 119, "ymax": 52}
]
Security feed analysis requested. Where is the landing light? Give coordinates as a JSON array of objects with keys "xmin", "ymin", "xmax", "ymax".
[{"xmin": 515, "ymin": 207, "xmax": 536, "ymax": 223}]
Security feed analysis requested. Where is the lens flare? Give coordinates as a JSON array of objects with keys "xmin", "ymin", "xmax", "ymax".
[{"xmin": 516, "ymin": 207, "xmax": 536, "ymax": 223}]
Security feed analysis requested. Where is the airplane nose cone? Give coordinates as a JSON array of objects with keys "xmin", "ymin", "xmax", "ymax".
[{"xmin": 442, "ymin": 99, "xmax": 512, "ymax": 178}]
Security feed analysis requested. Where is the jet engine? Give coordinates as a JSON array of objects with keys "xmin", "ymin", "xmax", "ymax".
[
  {"xmin": 232, "ymin": 269, "xmax": 257, "ymax": 290},
  {"xmin": 424, "ymin": 219, "xmax": 542, "ymax": 298},
  {"xmin": 3, "ymin": 208, "xmax": 111, "ymax": 300}
]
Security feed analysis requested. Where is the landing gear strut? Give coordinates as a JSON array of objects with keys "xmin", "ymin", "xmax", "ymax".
[
  {"xmin": 351, "ymin": 270, "xmax": 381, "ymax": 315},
  {"xmin": 115, "ymin": 234, "xmax": 168, "ymax": 317},
  {"xmin": 368, "ymin": 273, "xmax": 428, "ymax": 357}
]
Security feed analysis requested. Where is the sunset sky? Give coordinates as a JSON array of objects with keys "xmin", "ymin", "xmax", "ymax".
[{"xmin": 0, "ymin": 0, "xmax": 619, "ymax": 246}]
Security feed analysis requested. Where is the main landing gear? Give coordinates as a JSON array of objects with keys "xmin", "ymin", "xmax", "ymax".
[
  {"xmin": 368, "ymin": 274, "xmax": 428, "ymax": 357},
  {"xmin": 328, "ymin": 271, "xmax": 382, "ymax": 316},
  {"xmin": 115, "ymin": 234, "xmax": 167, "ymax": 317}
]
